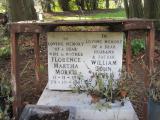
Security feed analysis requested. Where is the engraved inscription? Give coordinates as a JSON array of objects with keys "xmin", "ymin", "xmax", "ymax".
[{"xmin": 47, "ymin": 32, "xmax": 123, "ymax": 90}]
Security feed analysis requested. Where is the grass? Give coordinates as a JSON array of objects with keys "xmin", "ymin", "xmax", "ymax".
[
  {"xmin": 44, "ymin": 9, "xmax": 126, "ymax": 21},
  {"xmin": 88, "ymin": 9, "xmax": 126, "ymax": 19}
]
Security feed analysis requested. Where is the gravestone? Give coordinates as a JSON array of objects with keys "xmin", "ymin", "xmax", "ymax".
[
  {"xmin": 47, "ymin": 32, "xmax": 123, "ymax": 90},
  {"xmin": 38, "ymin": 31, "xmax": 139, "ymax": 120}
]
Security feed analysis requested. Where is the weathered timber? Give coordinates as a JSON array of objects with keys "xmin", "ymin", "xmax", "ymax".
[
  {"xmin": 33, "ymin": 34, "xmax": 41, "ymax": 93},
  {"xmin": 9, "ymin": 19, "xmax": 155, "ymax": 32},
  {"xmin": 126, "ymin": 31, "xmax": 132, "ymax": 73},
  {"xmin": 11, "ymin": 33, "xmax": 21, "ymax": 119}
]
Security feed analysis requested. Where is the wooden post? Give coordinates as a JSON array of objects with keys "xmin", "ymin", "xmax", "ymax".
[
  {"xmin": 147, "ymin": 23, "xmax": 155, "ymax": 77},
  {"xmin": 143, "ymin": 22, "xmax": 155, "ymax": 120},
  {"xmin": 33, "ymin": 33, "xmax": 41, "ymax": 93},
  {"xmin": 11, "ymin": 33, "xmax": 21, "ymax": 119},
  {"xmin": 126, "ymin": 31, "xmax": 132, "ymax": 73}
]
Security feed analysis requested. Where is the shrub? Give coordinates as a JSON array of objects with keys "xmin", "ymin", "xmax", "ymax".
[
  {"xmin": 0, "ymin": 25, "xmax": 10, "ymax": 60},
  {"xmin": 131, "ymin": 39, "xmax": 145, "ymax": 55},
  {"xmin": 0, "ymin": 45, "xmax": 10, "ymax": 60},
  {"xmin": 0, "ymin": 72, "xmax": 13, "ymax": 120}
]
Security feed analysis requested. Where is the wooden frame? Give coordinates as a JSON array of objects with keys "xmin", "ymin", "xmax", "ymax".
[{"xmin": 9, "ymin": 19, "xmax": 155, "ymax": 120}]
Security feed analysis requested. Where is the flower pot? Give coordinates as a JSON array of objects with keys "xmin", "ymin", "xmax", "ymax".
[
  {"xmin": 148, "ymin": 98, "xmax": 160, "ymax": 120},
  {"xmin": 90, "ymin": 94, "xmax": 101, "ymax": 103},
  {"xmin": 120, "ymin": 90, "xmax": 127, "ymax": 98}
]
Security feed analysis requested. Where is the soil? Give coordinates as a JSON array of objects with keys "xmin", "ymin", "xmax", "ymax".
[{"xmin": 0, "ymin": 30, "xmax": 160, "ymax": 120}]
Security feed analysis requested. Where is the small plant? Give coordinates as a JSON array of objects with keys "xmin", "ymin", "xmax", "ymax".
[
  {"xmin": 148, "ymin": 67, "xmax": 160, "ymax": 102},
  {"xmin": 0, "ymin": 45, "xmax": 10, "ymax": 60},
  {"xmin": 0, "ymin": 25, "xmax": 10, "ymax": 60},
  {"xmin": 0, "ymin": 71, "xmax": 13, "ymax": 120},
  {"xmin": 72, "ymin": 69, "xmax": 130, "ymax": 108},
  {"xmin": 131, "ymin": 39, "xmax": 145, "ymax": 55},
  {"xmin": 138, "ymin": 58, "xmax": 160, "ymax": 102}
]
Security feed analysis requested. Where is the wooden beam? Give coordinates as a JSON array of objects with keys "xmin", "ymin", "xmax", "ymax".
[
  {"xmin": 126, "ymin": 31, "xmax": 132, "ymax": 73},
  {"xmin": 108, "ymin": 24, "xmax": 124, "ymax": 32},
  {"xmin": 148, "ymin": 23, "xmax": 155, "ymax": 76},
  {"xmin": 143, "ymin": 22, "xmax": 155, "ymax": 120},
  {"xmin": 124, "ymin": 22, "xmax": 152, "ymax": 31},
  {"xmin": 11, "ymin": 33, "xmax": 21, "ymax": 119},
  {"xmin": 144, "ymin": 23, "xmax": 155, "ymax": 88},
  {"xmin": 10, "ymin": 24, "xmax": 42, "ymax": 33},
  {"xmin": 33, "ymin": 34, "xmax": 41, "ymax": 93}
]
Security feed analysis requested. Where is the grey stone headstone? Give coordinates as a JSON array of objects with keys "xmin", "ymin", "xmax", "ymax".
[{"xmin": 47, "ymin": 32, "xmax": 123, "ymax": 90}]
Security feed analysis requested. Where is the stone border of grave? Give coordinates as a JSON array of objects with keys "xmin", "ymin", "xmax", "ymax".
[{"xmin": 9, "ymin": 19, "xmax": 155, "ymax": 120}]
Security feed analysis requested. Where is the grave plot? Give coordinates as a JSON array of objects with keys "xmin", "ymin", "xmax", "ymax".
[
  {"xmin": 10, "ymin": 20, "xmax": 154, "ymax": 120},
  {"xmin": 38, "ymin": 32, "xmax": 138, "ymax": 120}
]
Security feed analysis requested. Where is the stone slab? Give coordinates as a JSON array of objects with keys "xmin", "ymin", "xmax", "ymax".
[
  {"xmin": 47, "ymin": 32, "xmax": 123, "ymax": 90},
  {"xmin": 37, "ymin": 87, "xmax": 139, "ymax": 120}
]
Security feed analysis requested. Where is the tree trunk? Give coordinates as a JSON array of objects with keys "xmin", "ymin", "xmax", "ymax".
[
  {"xmin": 92, "ymin": 0, "xmax": 98, "ymax": 10},
  {"xmin": 80, "ymin": 0, "xmax": 85, "ymax": 10},
  {"xmin": 85, "ymin": 0, "xmax": 91, "ymax": 11},
  {"xmin": 85, "ymin": 0, "xmax": 97, "ymax": 11},
  {"xmin": 8, "ymin": 0, "xmax": 37, "ymax": 22},
  {"xmin": 128, "ymin": 0, "xmax": 144, "ymax": 18},
  {"xmin": 124, "ymin": 0, "xmax": 129, "ymax": 18},
  {"xmin": 106, "ymin": 0, "xmax": 109, "ymax": 9},
  {"xmin": 144, "ymin": 0, "xmax": 151, "ymax": 18},
  {"xmin": 144, "ymin": 0, "xmax": 160, "ymax": 29},
  {"xmin": 76, "ymin": 0, "xmax": 85, "ymax": 10},
  {"xmin": 44, "ymin": 0, "xmax": 52, "ymax": 13},
  {"xmin": 58, "ymin": 0, "xmax": 70, "ymax": 11},
  {"xmin": 144, "ymin": 0, "xmax": 160, "ymax": 19}
]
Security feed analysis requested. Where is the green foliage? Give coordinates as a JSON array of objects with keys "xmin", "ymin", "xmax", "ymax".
[
  {"xmin": 0, "ymin": 72, "xmax": 13, "ymax": 120},
  {"xmin": 50, "ymin": 0, "xmax": 123, "ymax": 12},
  {"xmin": 73, "ymin": 71, "xmax": 128, "ymax": 100},
  {"xmin": 45, "ymin": 9, "xmax": 126, "ymax": 20},
  {"xmin": 0, "ymin": 104, "xmax": 11, "ymax": 120},
  {"xmin": 109, "ymin": 0, "xmax": 120, "ymax": 9},
  {"xmin": 0, "ymin": 2, "xmax": 7, "ymax": 13},
  {"xmin": 131, "ymin": 39, "xmax": 145, "ymax": 55},
  {"xmin": 39, "ymin": 64, "xmax": 46, "ymax": 73},
  {"xmin": 69, "ymin": 0, "xmax": 78, "ymax": 11},
  {"xmin": 0, "ymin": 45, "xmax": 10, "ymax": 59},
  {"xmin": 98, "ymin": 0, "xmax": 106, "ymax": 9},
  {"xmin": 0, "ymin": 24, "xmax": 11, "ymax": 119},
  {"xmin": 0, "ymin": 25, "xmax": 10, "ymax": 60},
  {"xmin": 58, "ymin": 0, "xmax": 70, "ymax": 11},
  {"xmin": 137, "ymin": 58, "xmax": 160, "ymax": 102},
  {"xmin": 89, "ymin": 9, "xmax": 126, "ymax": 19},
  {"xmin": 51, "ymin": 1, "xmax": 63, "ymax": 12},
  {"xmin": 0, "ymin": 81, "xmax": 10, "ymax": 97},
  {"xmin": 0, "ymin": 72, "xmax": 11, "ymax": 98},
  {"xmin": 148, "ymin": 66, "xmax": 160, "ymax": 102}
]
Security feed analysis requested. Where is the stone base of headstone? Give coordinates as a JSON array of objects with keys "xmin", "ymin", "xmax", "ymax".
[
  {"xmin": 19, "ymin": 105, "xmax": 69, "ymax": 120},
  {"xmin": 37, "ymin": 87, "xmax": 139, "ymax": 120}
]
